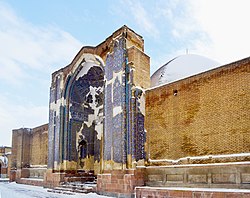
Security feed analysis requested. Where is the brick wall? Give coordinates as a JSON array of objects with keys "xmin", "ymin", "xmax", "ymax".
[
  {"xmin": 146, "ymin": 58, "xmax": 250, "ymax": 160},
  {"xmin": 11, "ymin": 128, "xmax": 31, "ymax": 169},
  {"xmin": 97, "ymin": 169, "xmax": 145, "ymax": 197},
  {"xmin": 127, "ymin": 46, "xmax": 150, "ymax": 89},
  {"xmin": 30, "ymin": 124, "xmax": 48, "ymax": 166}
]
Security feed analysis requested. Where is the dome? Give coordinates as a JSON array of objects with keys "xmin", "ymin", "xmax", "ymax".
[{"xmin": 151, "ymin": 54, "xmax": 220, "ymax": 87}]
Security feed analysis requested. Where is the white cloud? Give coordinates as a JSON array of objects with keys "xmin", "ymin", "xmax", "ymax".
[
  {"xmin": 0, "ymin": 2, "xmax": 82, "ymax": 146},
  {"xmin": 189, "ymin": 0, "xmax": 250, "ymax": 64},
  {"xmin": 0, "ymin": 95, "xmax": 48, "ymax": 146},
  {"xmin": 118, "ymin": 0, "xmax": 160, "ymax": 39},
  {"xmin": 0, "ymin": 1, "xmax": 82, "ymax": 86},
  {"xmin": 153, "ymin": 0, "xmax": 250, "ymax": 68}
]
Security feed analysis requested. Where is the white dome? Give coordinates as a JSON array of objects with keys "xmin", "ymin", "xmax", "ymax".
[{"xmin": 151, "ymin": 54, "xmax": 220, "ymax": 87}]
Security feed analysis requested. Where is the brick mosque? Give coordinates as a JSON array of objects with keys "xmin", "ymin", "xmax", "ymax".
[{"xmin": 3, "ymin": 26, "xmax": 250, "ymax": 197}]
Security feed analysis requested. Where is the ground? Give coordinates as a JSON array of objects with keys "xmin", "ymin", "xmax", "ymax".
[{"xmin": 0, "ymin": 182, "xmax": 110, "ymax": 198}]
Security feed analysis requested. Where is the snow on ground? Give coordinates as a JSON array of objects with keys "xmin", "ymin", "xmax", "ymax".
[{"xmin": 0, "ymin": 182, "xmax": 111, "ymax": 198}]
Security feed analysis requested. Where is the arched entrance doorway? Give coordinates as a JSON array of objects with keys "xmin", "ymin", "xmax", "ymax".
[{"xmin": 64, "ymin": 57, "xmax": 104, "ymax": 173}]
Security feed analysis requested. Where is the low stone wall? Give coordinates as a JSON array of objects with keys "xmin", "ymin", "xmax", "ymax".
[
  {"xmin": 43, "ymin": 170, "xmax": 66, "ymax": 188},
  {"xmin": 97, "ymin": 169, "xmax": 145, "ymax": 198},
  {"xmin": 135, "ymin": 186, "xmax": 250, "ymax": 198},
  {"xmin": 29, "ymin": 168, "xmax": 47, "ymax": 179},
  {"xmin": 18, "ymin": 178, "xmax": 44, "ymax": 186},
  {"xmin": 9, "ymin": 170, "xmax": 16, "ymax": 182},
  {"xmin": 12, "ymin": 168, "xmax": 47, "ymax": 186},
  {"xmin": 145, "ymin": 162, "xmax": 250, "ymax": 189}
]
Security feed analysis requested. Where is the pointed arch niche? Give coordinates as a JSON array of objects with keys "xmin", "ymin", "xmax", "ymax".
[{"xmin": 60, "ymin": 54, "xmax": 104, "ymax": 174}]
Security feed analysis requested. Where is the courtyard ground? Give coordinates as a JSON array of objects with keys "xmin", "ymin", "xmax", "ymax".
[{"xmin": 0, "ymin": 182, "xmax": 110, "ymax": 198}]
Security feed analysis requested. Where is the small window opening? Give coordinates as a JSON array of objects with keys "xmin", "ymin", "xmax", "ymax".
[{"xmin": 173, "ymin": 89, "xmax": 178, "ymax": 96}]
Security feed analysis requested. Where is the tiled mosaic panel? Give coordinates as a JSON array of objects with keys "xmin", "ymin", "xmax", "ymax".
[
  {"xmin": 55, "ymin": 77, "xmax": 61, "ymax": 102},
  {"xmin": 54, "ymin": 114, "xmax": 60, "ymax": 162},
  {"xmin": 68, "ymin": 120, "xmax": 80, "ymax": 161},
  {"xmin": 105, "ymin": 53, "xmax": 114, "ymax": 81},
  {"xmin": 48, "ymin": 76, "xmax": 63, "ymax": 167},
  {"xmin": 136, "ymin": 112, "xmax": 145, "ymax": 160},
  {"xmin": 48, "ymin": 109, "xmax": 54, "ymax": 169},
  {"xmin": 125, "ymin": 65, "xmax": 131, "ymax": 159},
  {"xmin": 104, "ymin": 84, "xmax": 112, "ymax": 160},
  {"xmin": 131, "ymin": 97, "xmax": 136, "ymax": 160},
  {"xmin": 113, "ymin": 113, "xmax": 123, "ymax": 162},
  {"xmin": 113, "ymin": 77, "xmax": 122, "ymax": 107},
  {"xmin": 132, "ymin": 89, "xmax": 146, "ymax": 161},
  {"xmin": 60, "ymin": 105, "xmax": 66, "ymax": 161},
  {"xmin": 49, "ymin": 87, "xmax": 55, "ymax": 103},
  {"xmin": 104, "ymin": 38, "xmax": 126, "ymax": 163},
  {"xmin": 68, "ymin": 66, "xmax": 104, "ymax": 162}
]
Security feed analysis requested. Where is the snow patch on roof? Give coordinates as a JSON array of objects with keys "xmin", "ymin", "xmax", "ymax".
[{"xmin": 151, "ymin": 54, "xmax": 220, "ymax": 87}]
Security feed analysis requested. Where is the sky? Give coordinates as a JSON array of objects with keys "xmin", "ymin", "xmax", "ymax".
[{"xmin": 0, "ymin": 0, "xmax": 249, "ymax": 146}]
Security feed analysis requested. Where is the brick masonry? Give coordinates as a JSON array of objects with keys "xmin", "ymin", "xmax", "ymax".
[
  {"xmin": 97, "ymin": 169, "xmax": 145, "ymax": 198},
  {"xmin": 11, "ymin": 124, "xmax": 48, "ymax": 170},
  {"xmin": 43, "ymin": 170, "xmax": 66, "ymax": 188},
  {"xmin": 11, "ymin": 124, "xmax": 48, "ymax": 183},
  {"xmin": 146, "ymin": 58, "xmax": 250, "ymax": 161}
]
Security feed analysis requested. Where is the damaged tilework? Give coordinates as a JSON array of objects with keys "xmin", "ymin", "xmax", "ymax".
[
  {"xmin": 104, "ymin": 38, "xmax": 126, "ymax": 164},
  {"xmin": 48, "ymin": 55, "xmax": 105, "ymax": 171},
  {"xmin": 103, "ymin": 37, "xmax": 146, "ymax": 167},
  {"xmin": 48, "ymin": 28, "xmax": 148, "ymax": 173},
  {"xmin": 48, "ymin": 75, "xmax": 62, "ymax": 169},
  {"xmin": 134, "ymin": 88, "xmax": 146, "ymax": 161},
  {"xmin": 69, "ymin": 66, "xmax": 104, "ymax": 165}
]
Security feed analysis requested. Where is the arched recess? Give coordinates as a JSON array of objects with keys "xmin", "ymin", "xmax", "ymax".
[{"xmin": 61, "ymin": 54, "xmax": 104, "ymax": 173}]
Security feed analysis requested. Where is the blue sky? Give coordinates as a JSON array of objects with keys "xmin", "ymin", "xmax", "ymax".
[{"xmin": 0, "ymin": 0, "xmax": 249, "ymax": 146}]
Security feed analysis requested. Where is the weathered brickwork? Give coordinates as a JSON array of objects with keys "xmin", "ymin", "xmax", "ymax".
[
  {"xmin": 127, "ymin": 46, "xmax": 150, "ymax": 89},
  {"xmin": 11, "ymin": 124, "xmax": 48, "ymax": 169},
  {"xmin": 11, "ymin": 128, "xmax": 31, "ymax": 169},
  {"xmin": 97, "ymin": 169, "xmax": 145, "ymax": 198},
  {"xmin": 146, "ymin": 58, "xmax": 250, "ymax": 160},
  {"xmin": 11, "ymin": 124, "xmax": 48, "ymax": 182},
  {"xmin": 30, "ymin": 124, "xmax": 48, "ymax": 166}
]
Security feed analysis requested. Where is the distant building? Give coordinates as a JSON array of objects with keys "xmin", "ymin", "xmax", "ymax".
[
  {"xmin": 10, "ymin": 26, "xmax": 250, "ymax": 197},
  {"xmin": 0, "ymin": 146, "xmax": 11, "ymax": 178},
  {"xmin": 10, "ymin": 124, "xmax": 48, "ymax": 183}
]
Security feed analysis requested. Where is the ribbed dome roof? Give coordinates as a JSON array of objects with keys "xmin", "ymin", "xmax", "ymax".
[{"xmin": 151, "ymin": 54, "xmax": 219, "ymax": 87}]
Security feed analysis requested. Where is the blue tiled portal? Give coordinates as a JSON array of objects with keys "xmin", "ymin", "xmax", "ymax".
[{"xmin": 48, "ymin": 36, "xmax": 147, "ymax": 171}]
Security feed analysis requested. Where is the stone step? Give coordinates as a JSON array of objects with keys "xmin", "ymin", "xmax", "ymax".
[
  {"xmin": 48, "ymin": 185, "xmax": 94, "ymax": 195},
  {"xmin": 56, "ymin": 181, "xmax": 97, "ymax": 194},
  {"xmin": 64, "ymin": 175, "xmax": 96, "ymax": 183},
  {"xmin": 47, "ymin": 188, "xmax": 75, "ymax": 195},
  {"xmin": 61, "ymin": 183, "xmax": 96, "ymax": 188},
  {"xmin": 56, "ymin": 186, "xmax": 89, "ymax": 193}
]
